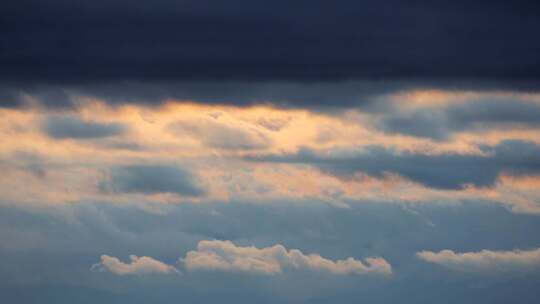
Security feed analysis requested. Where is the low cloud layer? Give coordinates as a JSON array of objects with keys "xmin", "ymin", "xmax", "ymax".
[
  {"xmin": 417, "ymin": 247, "xmax": 540, "ymax": 273},
  {"xmin": 102, "ymin": 165, "xmax": 205, "ymax": 197},
  {"xmin": 93, "ymin": 240, "xmax": 391, "ymax": 277},
  {"xmin": 91, "ymin": 255, "xmax": 178, "ymax": 275},
  {"xmin": 4, "ymin": 200, "xmax": 540, "ymax": 302},
  {"xmin": 184, "ymin": 240, "xmax": 392, "ymax": 275}
]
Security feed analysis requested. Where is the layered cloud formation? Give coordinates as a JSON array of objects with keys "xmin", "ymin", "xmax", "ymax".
[
  {"xmin": 3, "ymin": 1, "xmax": 540, "ymax": 302},
  {"xmin": 249, "ymin": 140, "xmax": 540, "ymax": 190},
  {"xmin": 1, "ymin": 90, "xmax": 540, "ymax": 214},
  {"xmin": 2, "ymin": 85, "xmax": 540, "ymax": 302}
]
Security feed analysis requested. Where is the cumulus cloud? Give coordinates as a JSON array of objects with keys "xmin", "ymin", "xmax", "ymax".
[
  {"xmin": 417, "ymin": 247, "xmax": 540, "ymax": 273},
  {"xmin": 43, "ymin": 116, "xmax": 126, "ymax": 139},
  {"xmin": 183, "ymin": 240, "xmax": 391, "ymax": 275},
  {"xmin": 102, "ymin": 165, "xmax": 205, "ymax": 196},
  {"xmin": 91, "ymin": 255, "xmax": 178, "ymax": 275}
]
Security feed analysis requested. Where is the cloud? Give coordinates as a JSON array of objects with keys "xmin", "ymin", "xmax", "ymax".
[
  {"xmin": 1, "ymin": 81, "xmax": 408, "ymax": 109},
  {"xmin": 183, "ymin": 240, "xmax": 391, "ymax": 275},
  {"xmin": 170, "ymin": 119, "xmax": 270, "ymax": 150},
  {"xmin": 246, "ymin": 140, "xmax": 540, "ymax": 190},
  {"xmin": 379, "ymin": 99, "xmax": 540, "ymax": 140},
  {"xmin": 43, "ymin": 116, "xmax": 126, "ymax": 139},
  {"xmin": 91, "ymin": 255, "xmax": 178, "ymax": 275},
  {"xmin": 1, "ymin": 0, "xmax": 540, "ymax": 89},
  {"xmin": 417, "ymin": 247, "xmax": 540, "ymax": 273},
  {"xmin": 6, "ymin": 201, "xmax": 540, "ymax": 303},
  {"xmin": 102, "ymin": 165, "xmax": 205, "ymax": 196}
]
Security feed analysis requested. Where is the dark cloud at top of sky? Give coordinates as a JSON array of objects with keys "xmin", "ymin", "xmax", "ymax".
[
  {"xmin": 43, "ymin": 116, "xmax": 126, "ymax": 139},
  {"xmin": 379, "ymin": 99, "xmax": 540, "ymax": 140},
  {"xmin": 1, "ymin": 0, "xmax": 540, "ymax": 97},
  {"xmin": 246, "ymin": 140, "xmax": 540, "ymax": 190}
]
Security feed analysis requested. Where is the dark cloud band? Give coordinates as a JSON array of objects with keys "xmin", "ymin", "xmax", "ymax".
[
  {"xmin": 3, "ymin": 80, "xmax": 540, "ymax": 109},
  {"xmin": 379, "ymin": 100, "xmax": 540, "ymax": 140},
  {"xmin": 1, "ymin": 0, "xmax": 540, "ymax": 92},
  {"xmin": 246, "ymin": 140, "xmax": 540, "ymax": 190},
  {"xmin": 101, "ymin": 165, "xmax": 205, "ymax": 196},
  {"xmin": 43, "ymin": 116, "xmax": 126, "ymax": 139}
]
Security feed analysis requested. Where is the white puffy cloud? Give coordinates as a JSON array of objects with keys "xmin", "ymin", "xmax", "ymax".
[
  {"xmin": 183, "ymin": 240, "xmax": 391, "ymax": 275},
  {"xmin": 417, "ymin": 247, "xmax": 540, "ymax": 273},
  {"xmin": 91, "ymin": 255, "xmax": 179, "ymax": 275}
]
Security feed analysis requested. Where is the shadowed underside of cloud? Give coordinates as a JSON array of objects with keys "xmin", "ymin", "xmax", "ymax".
[
  {"xmin": 184, "ymin": 240, "xmax": 392, "ymax": 275},
  {"xmin": 0, "ymin": 80, "xmax": 477, "ymax": 109},
  {"xmin": 1, "ymin": 80, "xmax": 386, "ymax": 108},
  {"xmin": 3, "ymin": 80, "xmax": 540, "ymax": 109},
  {"xmin": 246, "ymin": 140, "xmax": 540, "ymax": 190},
  {"xmin": 379, "ymin": 99, "xmax": 540, "ymax": 140},
  {"xmin": 1, "ymin": 0, "xmax": 540, "ymax": 110},
  {"xmin": 91, "ymin": 255, "xmax": 178, "ymax": 275},
  {"xmin": 102, "ymin": 165, "xmax": 205, "ymax": 196},
  {"xmin": 43, "ymin": 116, "xmax": 126, "ymax": 139},
  {"xmin": 417, "ymin": 247, "xmax": 540, "ymax": 273},
  {"xmin": 2, "ymin": 0, "xmax": 540, "ymax": 86}
]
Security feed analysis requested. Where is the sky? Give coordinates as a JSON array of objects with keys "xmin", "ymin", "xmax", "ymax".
[{"xmin": 2, "ymin": 1, "xmax": 540, "ymax": 303}]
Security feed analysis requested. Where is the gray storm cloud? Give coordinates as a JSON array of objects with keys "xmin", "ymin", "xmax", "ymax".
[
  {"xmin": 43, "ymin": 116, "xmax": 126, "ymax": 139},
  {"xmin": 102, "ymin": 165, "xmax": 205, "ymax": 197}
]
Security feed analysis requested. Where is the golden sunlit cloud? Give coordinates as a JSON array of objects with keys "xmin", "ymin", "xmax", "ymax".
[{"xmin": 1, "ymin": 90, "xmax": 540, "ymax": 214}]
